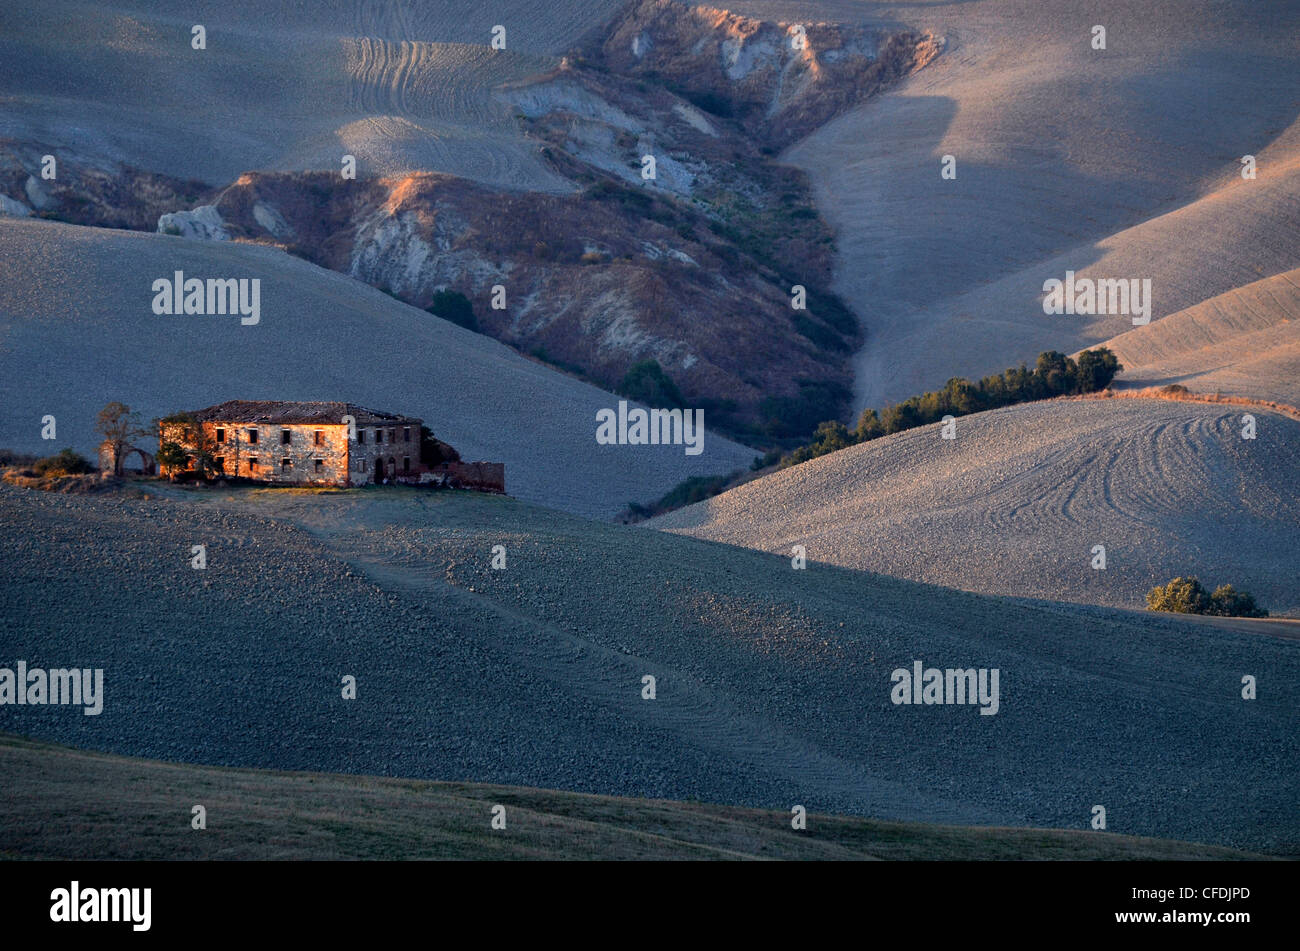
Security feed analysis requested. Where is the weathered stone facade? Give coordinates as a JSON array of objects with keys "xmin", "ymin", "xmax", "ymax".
[
  {"xmin": 159, "ymin": 401, "xmax": 425, "ymax": 487},
  {"xmin": 347, "ymin": 418, "xmax": 423, "ymax": 485},
  {"xmin": 159, "ymin": 400, "xmax": 506, "ymax": 492}
]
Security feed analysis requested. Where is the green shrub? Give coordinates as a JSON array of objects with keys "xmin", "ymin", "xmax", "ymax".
[
  {"xmin": 619, "ymin": 359, "xmax": 685, "ymax": 409},
  {"xmin": 1076, "ymin": 347, "xmax": 1121, "ymax": 392},
  {"xmin": 1145, "ymin": 577, "xmax": 1211, "ymax": 614},
  {"xmin": 760, "ymin": 380, "xmax": 851, "ymax": 441},
  {"xmin": 624, "ymin": 470, "xmax": 742, "ymax": 520},
  {"xmin": 155, "ymin": 441, "xmax": 190, "ymax": 476},
  {"xmin": 0, "ymin": 448, "xmax": 38, "ymax": 467},
  {"xmin": 1207, "ymin": 584, "xmax": 1268, "ymax": 618},
  {"xmin": 33, "ymin": 449, "xmax": 93, "ymax": 476},
  {"xmin": 427, "ymin": 290, "xmax": 479, "ymax": 332},
  {"xmin": 1146, "ymin": 577, "xmax": 1268, "ymax": 617},
  {"xmin": 854, "ymin": 408, "xmax": 884, "ymax": 442}
]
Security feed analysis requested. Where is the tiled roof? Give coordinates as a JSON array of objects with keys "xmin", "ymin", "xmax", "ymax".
[{"xmin": 183, "ymin": 401, "xmax": 417, "ymax": 424}]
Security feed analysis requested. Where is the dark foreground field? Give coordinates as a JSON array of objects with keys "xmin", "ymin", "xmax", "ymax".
[
  {"xmin": 0, "ymin": 735, "xmax": 1271, "ymax": 861},
  {"xmin": 1, "ymin": 482, "xmax": 1297, "ymax": 855}
]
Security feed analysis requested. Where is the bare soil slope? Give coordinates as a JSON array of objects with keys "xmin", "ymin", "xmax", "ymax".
[
  {"xmin": 1099, "ymin": 269, "xmax": 1300, "ymax": 405},
  {"xmin": 0, "ymin": 217, "xmax": 755, "ymax": 518},
  {"xmin": 652, "ymin": 399, "xmax": 1300, "ymax": 616},
  {"xmin": 0, "ymin": 0, "xmax": 625, "ymax": 189},
  {"xmin": 769, "ymin": 0, "xmax": 1300, "ymax": 408},
  {"xmin": 1, "ymin": 481, "xmax": 1296, "ymax": 853}
]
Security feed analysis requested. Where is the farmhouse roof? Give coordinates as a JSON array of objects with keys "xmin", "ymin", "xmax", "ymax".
[{"xmin": 184, "ymin": 401, "xmax": 416, "ymax": 425}]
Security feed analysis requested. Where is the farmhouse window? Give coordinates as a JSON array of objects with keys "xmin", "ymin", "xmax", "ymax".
[
  {"xmin": 314, "ymin": 459, "xmax": 324, "ymax": 473},
  {"xmin": 215, "ymin": 428, "xmax": 226, "ymax": 443},
  {"xmin": 403, "ymin": 427, "xmax": 411, "ymax": 442},
  {"xmin": 281, "ymin": 458, "xmax": 292, "ymax": 472},
  {"xmin": 403, "ymin": 456, "xmax": 410, "ymax": 472},
  {"xmin": 247, "ymin": 428, "xmax": 258, "ymax": 444},
  {"xmin": 313, "ymin": 430, "xmax": 324, "ymax": 446},
  {"xmin": 281, "ymin": 429, "xmax": 292, "ymax": 445}
]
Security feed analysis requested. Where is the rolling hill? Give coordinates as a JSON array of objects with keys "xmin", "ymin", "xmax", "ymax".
[
  {"xmin": 1, "ymin": 480, "xmax": 1296, "ymax": 853},
  {"xmin": 1099, "ymin": 268, "xmax": 1300, "ymax": 405},
  {"xmin": 0, "ymin": 735, "xmax": 1271, "ymax": 860},
  {"xmin": 0, "ymin": 217, "xmax": 756, "ymax": 518},
  {"xmin": 768, "ymin": 0, "xmax": 1300, "ymax": 408},
  {"xmin": 0, "ymin": 0, "xmax": 629, "ymax": 190},
  {"xmin": 652, "ymin": 398, "xmax": 1300, "ymax": 616}
]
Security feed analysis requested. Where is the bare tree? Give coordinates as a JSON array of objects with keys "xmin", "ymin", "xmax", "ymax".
[{"xmin": 96, "ymin": 401, "xmax": 149, "ymax": 476}]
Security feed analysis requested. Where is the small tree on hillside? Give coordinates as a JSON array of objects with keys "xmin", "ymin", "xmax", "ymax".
[
  {"xmin": 619, "ymin": 359, "xmax": 685, "ymax": 409},
  {"xmin": 1208, "ymin": 584, "xmax": 1268, "ymax": 618},
  {"xmin": 156, "ymin": 441, "xmax": 190, "ymax": 481},
  {"xmin": 855, "ymin": 407, "xmax": 884, "ymax": 442},
  {"xmin": 419, "ymin": 425, "xmax": 460, "ymax": 467},
  {"xmin": 1146, "ymin": 577, "xmax": 1212, "ymax": 614},
  {"xmin": 427, "ymin": 290, "xmax": 479, "ymax": 332},
  {"xmin": 1075, "ymin": 348, "xmax": 1122, "ymax": 393},
  {"xmin": 96, "ymin": 401, "xmax": 150, "ymax": 476},
  {"xmin": 157, "ymin": 412, "xmax": 218, "ymax": 479}
]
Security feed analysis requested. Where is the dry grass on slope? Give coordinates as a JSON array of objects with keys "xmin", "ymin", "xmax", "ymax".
[{"xmin": 0, "ymin": 735, "xmax": 1271, "ymax": 861}]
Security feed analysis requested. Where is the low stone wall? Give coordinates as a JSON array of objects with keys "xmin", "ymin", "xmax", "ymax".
[{"xmin": 430, "ymin": 461, "xmax": 506, "ymax": 494}]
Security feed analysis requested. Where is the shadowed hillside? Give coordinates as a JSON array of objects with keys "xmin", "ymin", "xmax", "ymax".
[
  {"xmin": 0, "ymin": 217, "xmax": 756, "ymax": 518},
  {"xmin": 1, "ymin": 481, "xmax": 1296, "ymax": 853},
  {"xmin": 0, "ymin": 735, "xmax": 1272, "ymax": 860}
]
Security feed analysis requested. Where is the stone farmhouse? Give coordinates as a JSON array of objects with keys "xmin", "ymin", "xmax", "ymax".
[{"xmin": 157, "ymin": 400, "xmax": 505, "ymax": 492}]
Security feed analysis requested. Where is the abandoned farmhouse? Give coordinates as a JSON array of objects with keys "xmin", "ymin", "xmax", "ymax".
[{"xmin": 157, "ymin": 400, "xmax": 504, "ymax": 492}]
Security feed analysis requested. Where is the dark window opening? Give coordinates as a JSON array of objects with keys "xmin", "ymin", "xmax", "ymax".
[
  {"xmin": 403, "ymin": 456, "xmax": 410, "ymax": 472},
  {"xmin": 314, "ymin": 458, "xmax": 324, "ymax": 473},
  {"xmin": 281, "ymin": 429, "xmax": 292, "ymax": 445},
  {"xmin": 403, "ymin": 427, "xmax": 411, "ymax": 443},
  {"xmin": 357, "ymin": 428, "xmax": 366, "ymax": 444},
  {"xmin": 281, "ymin": 458, "xmax": 292, "ymax": 472},
  {"xmin": 313, "ymin": 430, "xmax": 324, "ymax": 446},
  {"xmin": 248, "ymin": 429, "xmax": 259, "ymax": 444},
  {"xmin": 215, "ymin": 428, "xmax": 226, "ymax": 443},
  {"xmin": 248, "ymin": 457, "xmax": 258, "ymax": 471}
]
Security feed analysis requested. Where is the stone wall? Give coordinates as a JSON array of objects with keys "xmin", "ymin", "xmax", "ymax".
[
  {"xmin": 347, "ymin": 419, "xmax": 422, "ymax": 485},
  {"xmin": 162, "ymin": 421, "xmax": 351, "ymax": 485},
  {"xmin": 204, "ymin": 420, "xmax": 351, "ymax": 483},
  {"xmin": 433, "ymin": 461, "xmax": 506, "ymax": 494}
]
